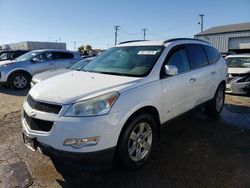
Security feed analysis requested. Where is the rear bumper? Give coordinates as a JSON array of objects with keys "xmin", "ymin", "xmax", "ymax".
[{"xmin": 37, "ymin": 140, "xmax": 116, "ymax": 164}]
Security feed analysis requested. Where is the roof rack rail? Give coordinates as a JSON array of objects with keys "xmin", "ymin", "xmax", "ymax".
[
  {"xmin": 118, "ymin": 40, "xmax": 148, "ymax": 45},
  {"xmin": 163, "ymin": 38, "xmax": 209, "ymax": 44}
]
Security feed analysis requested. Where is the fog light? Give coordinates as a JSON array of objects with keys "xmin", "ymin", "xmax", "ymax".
[{"xmin": 63, "ymin": 136, "xmax": 99, "ymax": 149}]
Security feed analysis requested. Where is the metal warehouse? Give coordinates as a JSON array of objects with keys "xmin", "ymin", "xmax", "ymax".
[
  {"xmin": 1, "ymin": 41, "xmax": 66, "ymax": 51},
  {"xmin": 195, "ymin": 22, "xmax": 250, "ymax": 53}
]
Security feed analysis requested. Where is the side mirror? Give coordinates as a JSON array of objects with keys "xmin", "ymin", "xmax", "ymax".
[
  {"xmin": 32, "ymin": 57, "xmax": 40, "ymax": 62},
  {"xmin": 164, "ymin": 65, "xmax": 178, "ymax": 76}
]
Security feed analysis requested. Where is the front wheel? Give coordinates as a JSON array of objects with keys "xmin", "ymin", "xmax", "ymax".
[
  {"xmin": 9, "ymin": 72, "xmax": 30, "ymax": 90},
  {"xmin": 205, "ymin": 83, "xmax": 225, "ymax": 116},
  {"xmin": 116, "ymin": 113, "xmax": 158, "ymax": 169}
]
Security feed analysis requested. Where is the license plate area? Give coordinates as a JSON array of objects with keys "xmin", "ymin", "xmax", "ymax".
[{"xmin": 22, "ymin": 133, "xmax": 37, "ymax": 151}]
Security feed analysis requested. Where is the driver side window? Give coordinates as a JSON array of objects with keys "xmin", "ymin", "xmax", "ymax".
[{"xmin": 167, "ymin": 47, "xmax": 191, "ymax": 74}]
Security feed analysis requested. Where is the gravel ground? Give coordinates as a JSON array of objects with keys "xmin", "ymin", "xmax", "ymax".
[{"xmin": 0, "ymin": 85, "xmax": 250, "ymax": 188}]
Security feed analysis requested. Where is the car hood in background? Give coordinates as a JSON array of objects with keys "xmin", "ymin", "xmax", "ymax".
[
  {"xmin": 228, "ymin": 67, "xmax": 250, "ymax": 74},
  {"xmin": 29, "ymin": 71, "xmax": 142, "ymax": 104},
  {"xmin": 33, "ymin": 68, "xmax": 71, "ymax": 82}
]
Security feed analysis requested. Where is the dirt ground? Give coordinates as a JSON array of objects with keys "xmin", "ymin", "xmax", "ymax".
[{"xmin": 0, "ymin": 85, "xmax": 250, "ymax": 188}]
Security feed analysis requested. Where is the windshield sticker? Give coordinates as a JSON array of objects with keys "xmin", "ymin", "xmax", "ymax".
[{"xmin": 137, "ymin": 50, "xmax": 158, "ymax": 55}]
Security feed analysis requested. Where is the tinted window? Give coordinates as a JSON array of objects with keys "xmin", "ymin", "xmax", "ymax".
[
  {"xmin": 186, "ymin": 44, "xmax": 208, "ymax": 69},
  {"xmin": 203, "ymin": 45, "xmax": 220, "ymax": 64},
  {"xmin": 53, "ymin": 52, "xmax": 74, "ymax": 59},
  {"xmin": 167, "ymin": 47, "xmax": 190, "ymax": 73},
  {"xmin": 37, "ymin": 52, "xmax": 53, "ymax": 61},
  {"xmin": 83, "ymin": 46, "xmax": 164, "ymax": 77}
]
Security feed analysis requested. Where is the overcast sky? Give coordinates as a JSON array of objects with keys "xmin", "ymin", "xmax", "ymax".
[{"xmin": 0, "ymin": 0, "xmax": 249, "ymax": 50}]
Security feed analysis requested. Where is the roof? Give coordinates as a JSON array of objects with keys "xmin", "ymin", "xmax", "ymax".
[
  {"xmin": 195, "ymin": 22, "xmax": 250, "ymax": 36},
  {"xmin": 117, "ymin": 38, "xmax": 209, "ymax": 47},
  {"xmin": 118, "ymin": 40, "xmax": 165, "ymax": 47}
]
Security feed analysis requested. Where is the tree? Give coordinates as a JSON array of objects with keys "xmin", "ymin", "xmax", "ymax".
[
  {"xmin": 78, "ymin": 44, "xmax": 93, "ymax": 55},
  {"xmin": 78, "ymin": 45, "xmax": 85, "ymax": 54},
  {"xmin": 85, "ymin": 45, "xmax": 92, "ymax": 54}
]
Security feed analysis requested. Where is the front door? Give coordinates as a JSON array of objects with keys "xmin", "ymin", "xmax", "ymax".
[{"xmin": 160, "ymin": 45, "xmax": 193, "ymax": 121}]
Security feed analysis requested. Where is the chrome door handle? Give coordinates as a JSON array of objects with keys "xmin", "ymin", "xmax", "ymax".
[
  {"xmin": 189, "ymin": 78, "xmax": 196, "ymax": 83},
  {"xmin": 211, "ymin": 71, "xmax": 216, "ymax": 75}
]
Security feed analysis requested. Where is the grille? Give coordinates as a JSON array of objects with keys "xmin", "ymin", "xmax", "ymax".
[
  {"xmin": 23, "ymin": 111, "xmax": 53, "ymax": 132},
  {"xmin": 27, "ymin": 95, "xmax": 62, "ymax": 114}
]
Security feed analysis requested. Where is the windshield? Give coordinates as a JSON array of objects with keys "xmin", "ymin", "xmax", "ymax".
[
  {"xmin": 68, "ymin": 58, "xmax": 93, "ymax": 70},
  {"xmin": 226, "ymin": 57, "xmax": 250, "ymax": 68},
  {"xmin": 0, "ymin": 53, "xmax": 7, "ymax": 61},
  {"xmin": 15, "ymin": 51, "xmax": 40, "ymax": 61},
  {"xmin": 82, "ymin": 46, "xmax": 164, "ymax": 77}
]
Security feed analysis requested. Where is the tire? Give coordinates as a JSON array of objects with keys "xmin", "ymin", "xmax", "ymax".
[
  {"xmin": 9, "ymin": 72, "xmax": 30, "ymax": 90},
  {"xmin": 205, "ymin": 83, "xmax": 225, "ymax": 117},
  {"xmin": 116, "ymin": 113, "xmax": 158, "ymax": 169}
]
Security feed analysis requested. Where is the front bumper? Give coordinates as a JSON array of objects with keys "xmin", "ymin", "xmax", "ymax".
[
  {"xmin": 226, "ymin": 82, "xmax": 250, "ymax": 94},
  {"xmin": 21, "ymin": 99, "xmax": 127, "ymax": 162},
  {"xmin": 34, "ymin": 138, "xmax": 115, "ymax": 164}
]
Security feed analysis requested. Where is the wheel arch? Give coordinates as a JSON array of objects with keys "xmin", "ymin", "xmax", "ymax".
[
  {"xmin": 117, "ymin": 105, "xmax": 161, "ymax": 146},
  {"xmin": 7, "ymin": 69, "xmax": 32, "ymax": 83}
]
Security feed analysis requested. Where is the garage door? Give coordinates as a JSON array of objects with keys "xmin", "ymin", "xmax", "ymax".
[{"xmin": 229, "ymin": 37, "xmax": 250, "ymax": 50}]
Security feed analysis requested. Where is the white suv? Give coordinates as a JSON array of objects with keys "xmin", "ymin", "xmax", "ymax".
[{"xmin": 21, "ymin": 38, "xmax": 227, "ymax": 168}]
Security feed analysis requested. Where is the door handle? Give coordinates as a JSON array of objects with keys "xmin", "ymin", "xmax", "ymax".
[{"xmin": 189, "ymin": 78, "xmax": 196, "ymax": 83}]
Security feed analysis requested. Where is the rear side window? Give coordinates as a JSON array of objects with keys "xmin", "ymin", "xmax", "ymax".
[
  {"xmin": 203, "ymin": 45, "xmax": 220, "ymax": 64},
  {"xmin": 167, "ymin": 47, "xmax": 190, "ymax": 73},
  {"xmin": 186, "ymin": 44, "xmax": 208, "ymax": 69},
  {"xmin": 53, "ymin": 52, "xmax": 74, "ymax": 59}
]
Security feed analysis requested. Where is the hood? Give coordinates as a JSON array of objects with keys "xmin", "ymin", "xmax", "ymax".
[
  {"xmin": 0, "ymin": 60, "xmax": 13, "ymax": 66},
  {"xmin": 228, "ymin": 67, "xmax": 250, "ymax": 74},
  {"xmin": 33, "ymin": 68, "xmax": 70, "ymax": 82},
  {"xmin": 30, "ymin": 71, "xmax": 142, "ymax": 104}
]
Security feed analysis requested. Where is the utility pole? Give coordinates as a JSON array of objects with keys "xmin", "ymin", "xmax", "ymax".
[
  {"xmin": 114, "ymin": 25, "xmax": 120, "ymax": 45},
  {"xmin": 198, "ymin": 14, "xmax": 205, "ymax": 32},
  {"xmin": 142, "ymin": 28, "xmax": 148, "ymax": 40},
  {"xmin": 73, "ymin": 41, "xmax": 76, "ymax": 51}
]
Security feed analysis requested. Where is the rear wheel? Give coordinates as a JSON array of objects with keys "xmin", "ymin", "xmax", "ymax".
[
  {"xmin": 9, "ymin": 72, "xmax": 30, "ymax": 90},
  {"xmin": 205, "ymin": 83, "xmax": 225, "ymax": 116},
  {"xmin": 116, "ymin": 113, "xmax": 157, "ymax": 169}
]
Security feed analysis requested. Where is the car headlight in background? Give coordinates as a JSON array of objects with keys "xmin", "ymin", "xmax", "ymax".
[{"xmin": 64, "ymin": 91, "xmax": 119, "ymax": 117}]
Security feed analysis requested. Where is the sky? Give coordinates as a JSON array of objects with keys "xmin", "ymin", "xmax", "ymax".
[{"xmin": 0, "ymin": 0, "xmax": 250, "ymax": 50}]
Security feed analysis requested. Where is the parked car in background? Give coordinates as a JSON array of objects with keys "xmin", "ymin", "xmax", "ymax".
[
  {"xmin": 31, "ymin": 57, "xmax": 94, "ymax": 86},
  {"xmin": 0, "ymin": 49, "xmax": 81, "ymax": 89},
  {"xmin": 0, "ymin": 50, "xmax": 29, "ymax": 61},
  {"xmin": 21, "ymin": 38, "xmax": 227, "ymax": 169},
  {"xmin": 226, "ymin": 54, "xmax": 250, "ymax": 95}
]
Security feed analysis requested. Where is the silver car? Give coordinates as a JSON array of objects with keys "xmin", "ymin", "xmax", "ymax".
[
  {"xmin": 0, "ymin": 49, "xmax": 81, "ymax": 89},
  {"xmin": 31, "ymin": 57, "xmax": 94, "ymax": 86},
  {"xmin": 226, "ymin": 54, "xmax": 250, "ymax": 95}
]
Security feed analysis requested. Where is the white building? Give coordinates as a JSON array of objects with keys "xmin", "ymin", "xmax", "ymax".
[
  {"xmin": 1, "ymin": 41, "xmax": 66, "ymax": 51},
  {"xmin": 195, "ymin": 22, "xmax": 250, "ymax": 53}
]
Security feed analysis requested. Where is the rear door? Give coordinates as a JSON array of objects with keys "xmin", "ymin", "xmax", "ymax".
[
  {"xmin": 53, "ymin": 52, "xmax": 76, "ymax": 68},
  {"xmin": 185, "ymin": 44, "xmax": 210, "ymax": 107},
  {"xmin": 161, "ymin": 45, "xmax": 193, "ymax": 121}
]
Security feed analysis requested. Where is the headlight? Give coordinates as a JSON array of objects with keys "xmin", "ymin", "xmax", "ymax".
[{"xmin": 64, "ymin": 91, "xmax": 119, "ymax": 117}]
